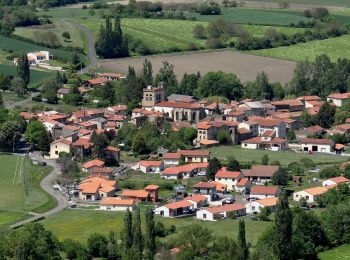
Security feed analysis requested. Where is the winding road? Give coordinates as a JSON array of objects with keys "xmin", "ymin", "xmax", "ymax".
[{"xmin": 10, "ymin": 153, "xmax": 68, "ymax": 229}]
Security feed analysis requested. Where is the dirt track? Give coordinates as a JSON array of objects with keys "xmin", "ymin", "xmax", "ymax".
[{"xmin": 99, "ymin": 50, "xmax": 296, "ymax": 84}]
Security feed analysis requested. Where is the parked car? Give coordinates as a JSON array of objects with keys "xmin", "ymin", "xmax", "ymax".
[{"xmin": 224, "ymin": 197, "xmax": 235, "ymax": 204}]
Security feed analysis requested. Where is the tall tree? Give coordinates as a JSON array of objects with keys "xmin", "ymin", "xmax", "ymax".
[
  {"xmin": 24, "ymin": 120, "xmax": 47, "ymax": 147},
  {"xmin": 17, "ymin": 53, "xmax": 30, "ymax": 86},
  {"xmin": 288, "ymin": 60, "xmax": 313, "ymax": 96},
  {"xmin": 92, "ymin": 132, "xmax": 109, "ymax": 159},
  {"xmin": 261, "ymin": 154, "xmax": 269, "ymax": 165},
  {"xmin": 207, "ymin": 157, "xmax": 222, "ymax": 180},
  {"xmin": 11, "ymin": 77, "xmax": 26, "ymax": 96},
  {"xmin": 227, "ymin": 156, "xmax": 240, "ymax": 171},
  {"xmin": 315, "ymin": 102, "xmax": 336, "ymax": 128},
  {"xmin": 144, "ymin": 207, "xmax": 156, "ymax": 260},
  {"xmin": 38, "ymin": 131, "xmax": 52, "ymax": 156},
  {"xmin": 124, "ymin": 208, "xmax": 133, "ymax": 253},
  {"xmin": 179, "ymin": 72, "xmax": 201, "ymax": 96},
  {"xmin": 0, "ymin": 73, "xmax": 10, "ymax": 92},
  {"xmin": 107, "ymin": 231, "xmax": 119, "ymax": 260},
  {"xmin": 274, "ymin": 192, "xmax": 293, "ymax": 260},
  {"xmin": 155, "ymin": 61, "xmax": 178, "ymax": 96},
  {"xmin": 0, "ymin": 92, "xmax": 3, "ymax": 107},
  {"xmin": 132, "ymin": 207, "xmax": 143, "ymax": 258},
  {"xmin": 142, "ymin": 59, "xmax": 153, "ymax": 86},
  {"xmin": 237, "ymin": 220, "xmax": 249, "ymax": 260}
]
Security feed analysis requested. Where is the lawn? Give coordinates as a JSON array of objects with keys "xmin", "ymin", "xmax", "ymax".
[
  {"xmin": 41, "ymin": 209, "xmax": 272, "ymax": 244},
  {"xmin": 195, "ymin": 8, "xmax": 311, "ymax": 26},
  {"xmin": 78, "ymin": 17, "xmax": 305, "ymax": 53},
  {"xmin": 319, "ymin": 244, "xmax": 350, "ymax": 260},
  {"xmin": 14, "ymin": 19, "xmax": 87, "ymax": 51},
  {"xmin": 249, "ymin": 35, "xmax": 350, "ymax": 62},
  {"xmin": 0, "ymin": 154, "xmax": 57, "ymax": 228},
  {"xmin": 209, "ymin": 146, "xmax": 349, "ymax": 166},
  {"xmin": 0, "ymin": 64, "xmax": 55, "ymax": 86}
]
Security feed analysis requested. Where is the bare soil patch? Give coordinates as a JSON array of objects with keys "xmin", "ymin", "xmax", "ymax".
[{"xmin": 99, "ymin": 50, "xmax": 296, "ymax": 84}]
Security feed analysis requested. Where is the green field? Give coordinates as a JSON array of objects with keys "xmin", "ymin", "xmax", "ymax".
[
  {"xmin": 0, "ymin": 64, "xmax": 55, "ymax": 86},
  {"xmin": 41, "ymin": 209, "xmax": 272, "ymax": 244},
  {"xmin": 0, "ymin": 155, "xmax": 56, "ymax": 229},
  {"xmin": 209, "ymin": 146, "xmax": 349, "ymax": 166},
  {"xmin": 319, "ymin": 244, "xmax": 350, "ymax": 260},
  {"xmin": 249, "ymin": 35, "xmax": 350, "ymax": 62},
  {"xmin": 38, "ymin": 8, "xmax": 96, "ymax": 19},
  {"xmin": 195, "ymin": 8, "xmax": 311, "ymax": 26},
  {"xmin": 250, "ymin": 0, "xmax": 350, "ymax": 7},
  {"xmin": 78, "ymin": 18, "xmax": 305, "ymax": 52}
]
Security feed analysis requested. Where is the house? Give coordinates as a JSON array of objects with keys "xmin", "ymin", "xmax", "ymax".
[
  {"xmin": 83, "ymin": 77, "xmax": 108, "ymax": 88},
  {"xmin": 271, "ymin": 99, "xmax": 304, "ymax": 112},
  {"xmin": 192, "ymin": 182, "xmax": 217, "ymax": 196},
  {"xmin": 239, "ymin": 101, "xmax": 267, "ymax": 117},
  {"xmin": 120, "ymin": 189, "xmax": 150, "ymax": 202},
  {"xmin": 196, "ymin": 203, "xmax": 246, "ymax": 221},
  {"xmin": 131, "ymin": 108, "xmax": 164, "ymax": 125},
  {"xmin": 241, "ymin": 136, "xmax": 288, "ymax": 151},
  {"xmin": 245, "ymin": 197, "xmax": 279, "ymax": 214},
  {"xmin": 154, "ymin": 200, "xmax": 194, "ymax": 217},
  {"xmin": 327, "ymin": 92, "xmax": 350, "ymax": 107},
  {"xmin": 91, "ymin": 167, "xmax": 114, "ymax": 180},
  {"xmin": 105, "ymin": 146, "xmax": 120, "ymax": 163},
  {"xmin": 14, "ymin": 51, "xmax": 50, "ymax": 65},
  {"xmin": 236, "ymin": 178, "xmax": 252, "ymax": 193},
  {"xmin": 50, "ymin": 138, "xmax": 72, "ymax": 159},
  {"xmin": 301, "ymin": 138, "xmax": 335, "ymax": 154},
  {"xmin": 242, "ymin": 165, "xmax": 280, "ymax": 183},
  {"xmin": 161, "ymin": 163, "xmax": 208, "ymax": 179},
  {"xmin": 214, "ymin": 167, "xmax": 242, "ymax": 191},
  {"xmin": 57, "ymin": 88, "xmax": 71, "ymax": 99},
  {"xmin": 99, "ymin": 198, "xmax": 135, "ymax": 211},
  {"xmin": 293, "ymin": 187, "xmax": 328, "ymax": 203},
  {"xmin": 98, "ymin": 72, "xmax": 124, "ymax": 81},
  {"xmin": 78, "ymin": 177, "xmax": 117, "ymax": 201},
  {"xmin": 250, "ymin": 186, "xmax": 281, "ymax": 199},
  {"xmin": 152, "ymin": 101, "xmax": 204, "ymax": 122},
  {"xmin": 162, "ymin": 152, "xmax": 182, "ymax": 167},
  {"xmin": 322, "ymin": 176, "xmax": 350, "ymax": 187},
  {"xmin": 144, "ymin": 185, "xmax": 160, "ymax": 203},
  {"xmin": 247, "ymin": 116, "xmax": 287, "ymax": 138},
  {"xmin": 141, "ymin": 85, "xmax": 166, "ymax": 108},
  {"xmin": 224, "ymin": 110, "xmax": 246, "ymax": 122},
  {"xmin": 82, "ymin": 159, "xmax": 105, "ymax": 173},
  {"xmin": 131, "ymin": 161, "xmax": 164, "ymax": 173},
  {"xmin": 185, "ymin": 194, "xmax": 208, "ymax": 209},
  {"xmin": 178, "ymin": 150, "xmax": 210, "ymax": 163},
  {"xmin": 211, "ymin": 181, "xmax": 228, "ymax": 193},
  {"xmin": 72, "ymin": 137, "xmax": 93, "ymax": 158},
  {"xmin": 196, "ymin": 120, "xmax": 239, "ymax": 145}
]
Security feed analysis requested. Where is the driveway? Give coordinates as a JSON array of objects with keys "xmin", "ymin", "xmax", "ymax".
[{"xmin": 10, "ymin": 153, "xmax": 68, "ymax": 229}]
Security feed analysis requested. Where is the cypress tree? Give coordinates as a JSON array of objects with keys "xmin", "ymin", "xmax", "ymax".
[
  {"xmin": 17, "ymin": 53, "xmax": 30, "ymax": 86},
  {"xmin": 124, "ymin": 208, "xmax": 133, "ymax": 253},
  {"xmin": 38, "ymin": 131, "xmax": 51, "ymax": 156},
  {"xmin": 0, "ymin": 92, "xmax": 3, "ymax": 107},
  {"xmin": 132, "ymin": 207, "xmax": 143, "ymax": 258},
  {"xmin": 142, "ymin": 59, "xmax": 153, "ymax": 85},
  {"xmin": 144, "ymin": 207, "xmax": 156, "ymax": 260},
  {"xmin": 237, "ymin": 220, "xmax": 249, "ymax": 260},
  {"xmin": 274, "ymin": 192, "xmax": 293, "ymax": 260}
]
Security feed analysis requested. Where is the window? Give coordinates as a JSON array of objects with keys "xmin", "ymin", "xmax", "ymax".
[
  {"xmin": 203, "ymin": 213, "xmax": 206, "ymax": 219},
  {"xmin": 244, "ymin": 144, "xmax": 247, "ymax": 147},
  {"xmin": 55, "ymin": 151, "xmax": 58, "ymax": 154}
]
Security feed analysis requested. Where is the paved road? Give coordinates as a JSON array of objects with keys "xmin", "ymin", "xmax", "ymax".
[
  {"xmin": 10, "ymin": 153, "xmax": 68, "ymax": 229},
  {"xmin": 71, "ymin": 22, "xmax": 97, "ymax": 74},
  {"xmin": 5, "ymin": 92, "xmax": 39, "ymax": 110}
]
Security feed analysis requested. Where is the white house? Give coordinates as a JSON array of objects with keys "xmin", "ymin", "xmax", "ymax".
[
  {"xmin": 162, "ymin": 152, "xmax": 181, "ymax": 167},
  {"xmin": 322, "ymin": 176, "xmax": 350, "ymax": 187},
  {"xmin": 293, "ymin": 187, "xmax": 328, "ymax": 203},
  {"xmin": 131, "ymin": 160, "xmax": 164, "ymax": 173},
  {"xmin": 185, "ymin": 194, "xmax": 208, "ymax": 209},
  {"xmin": 250, "ymin": 186, "xmax": 281, "ymax": 199},
  {"xmin": 245, "ymin": 197, "xmax": 278, "ymax": 214},
  {"xmin": 99, "ymin": 198, "xmax": 135, "ymax": 211},
  {"xmin": 301, "ymin": 138, "xmax": 334, "ymax": 154},
  {"xmin": 196, "ymin": 203, "xmax": 246, "ymax": 221},
  {"xmin": 327, "ymin": 93, "xmax": 350, "ymax": 107},
  {"xmin": 214, "ymin": 167, "xmax": 242, "ymax": 191},
  {"xmin": 154, "ymin": 200, "xmax": 194, "ymax": 217}
]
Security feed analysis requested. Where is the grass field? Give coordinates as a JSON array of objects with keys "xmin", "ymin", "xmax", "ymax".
[
  {"xmin": 0, "ymin": 64, "xmax": 55, "ymax": 86},
  {"xmin": 41, "ymin": 209, "xmax": 272, "ymax": 244},
  {"xmin": 195, "ymin": 8, "xmax": 311, "ymax": 26},
  {"xmin": 251, "ymin": 0, "xmax": 350, "ymax": 7},
  {"xmin": 14, "ymin": 20, "xmax": 86, "ymax": 51},
  {"xmin": 209, "ymin": 146, "xmax": 349, "ymax": 165},
  {"xmin": 78, "ymin": 18, "xmax": 305, "ymax": 52},
  {"xmin": 249, "ymin": 35, "xmax": 350, "ymax": 62},
  {"xmin": 0, "ymin": 155, "xmax": 56, "ymax": 228},
  {"xmin": 319, "ymin": 244, "xmax": 350, "ymax": 260}
]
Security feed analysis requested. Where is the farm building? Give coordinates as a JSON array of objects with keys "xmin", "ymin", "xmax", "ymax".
[
  {"xmin": 293, "ymin": 187, "xmax": 328, "ymax": 203},
  {"xmin": 301, "ymin": 138, "xmax": 334, "ymax": 154},
  {"xmin": 322, "ymin": 176, "xmax": 350, "ymax": 187},
  {"xmin": 250, "ymin": 186, "xmax": 281, "ymax": 199}
]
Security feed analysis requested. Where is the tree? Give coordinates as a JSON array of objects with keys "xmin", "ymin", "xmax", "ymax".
[
  {"xmin": 196, "ymin": 71, "xmax": 243, "ymax": 100},
  {"xmin": 315, "ymin": 102, "xmax": 335, "ymax": 129},
  {"xmin": 132, "ymin": 133, "xmax": 148, "ymax": 155},
  {"xmin": 87, "ymin": 233, "xmax": 108, "ymax": 258},
  {"xmin": 300, "ymin": 111, "xmax": 315, "ymax": 127},
  {"xmin": 288, "ymin": 60, "xmax": 313, "ymax": 96},
  {"xmin": 124, "ymin": 208, "xmax": 133, "ymax": 253},
  {"xmin": 107, "ymin": 231, "xmax": 119, "ymax": 259},
  {"xmin": 207, "ymin": 157, "xmax": 222, "ymax": 180},
  {"xmin": 142, "ymin": 59, "xmax": 153, "ymax": 85},
  {"xmin": 144, "ymin": 207, "xmax": 156, "ymax": 260},
  {"xmin": 272, "ymin": 168, "xmax": 290, "ymax": 186},
  {"xmin": 237, "ymin": 220, "xmax": 249, "ymax": 260},
  {"xmin": 62, "ymin": 239, "xmax": 88, "ymax": 260},
  {"xmin": 155, "ymin": 61, "xmax": 178, "ymax": 96},
  {"xmin": 17, "ymin": 53, "xmax": 30, "ymax": 86},
  {"xmin": 227, "ymin": 156, "xmax": 240, "ymax": 171},
  {"xmin": 38, "ymin": 131, "xmax": 52, "ymax": 156},
  {"xmin": 193, "ymin": 24, "xmax": 207, "ymax": 39},
  {"xmin": 0, "ymin": 120, "xmax": 23, "ymax": 151},
  {"xmin": 11, "ymin": 77, "xmax": 26, "ymax": 96},
  {"xmin": 274, "ymin": 192, "xmax": 293, "ymax": 260},
  {"xmin": 0, "ymin": 73, "xmax": 10, "ymax": 92},
  {"xmin": 179, "ymin": 72, "xmax": 200, "ymax": 96},
  {"xmin": 132, "ymin": 207, "xmax": 143, "ymax": 258},
  {"xmin": 216, "ymin": 128, "xmax": 231, "ymax": 144},
  {"xmin": 24, "ymin": 120, "xmax": 48, "ymax": 148},
  {"xmin": 41, "ymin": 79, "xmax": 60, "ymax": 104},
  {"xmin": 62, "ymin": 31, "xmax": 71, "ymax": 41},
  {"xmin": 56, "ymin": 153, "xmax": 79, "ymax": 182},
  {"xmin": 179, "ymin": 127, "xmax": 197, "ymax": 145},
  {"xmin": 286, "ymin": 130, "xmax": 296, "ymax": 141},
  {"xmin": 261, "ymin": 154, "xmax": 269, "ymax": 165},
  {"xmin": 335, "ymin": 103, "xmax": 350, "ymax": 125},
  {"xmin": 258, "ymin": 206, "xmax": 272, "ymax": 221},
  {"xmin": 0, "ymin": 92, "xmax": 3, "ymax": 108}
]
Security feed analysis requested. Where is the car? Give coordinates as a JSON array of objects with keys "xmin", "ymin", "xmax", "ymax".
[
  {"xmin": 309, "ymin": 168, "xmax": 320, "ymax": 173},
  {"xmin": 224, "ymin": 197, "xmax": 235, "ymax": 204},
  {"xmin": 39, "ymin": 162, "xmax": 47, "ymax": 166},
  {"xmin": 196, "ymin": 171, "xmax": 206, "ymax": 176},
  {"xmin": 69, "ymin": 203, "xmax": 77, "ymax": 208}
]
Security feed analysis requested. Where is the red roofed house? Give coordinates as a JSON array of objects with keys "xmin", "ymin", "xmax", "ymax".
[
  {"xmin": 236, "ymin": 178, "xmax": 252, "ymax": 193},
  {"xmin": 241, "ymin": 131, "xmax": 288, "ymax": 152},
  {"xmin": 144, "ymin": 185, "xmax": 160, "ymax": 203},
  {"xmin": 91, "ymin": 167, "xmax": 114, "ymax": 180},
  {"xmin": 196, "ymin": 203, "xmax": 246, "ymax": 221},
  {"xmin": 161, "ymin": 163, "xmax": 208, "ymax": 180},
  {"xmin": 241, "ymin": 165, "xmax": 280, "ymax": 183},
  {"xmin": 246, "ymin": 197, "xmax": 279, "ymax": 214},
  {"xmin": 162, "ymin": 152, "xmax": 182, "ymax": 167},
  {"xmin": 72, "ymin": 137, "xmax": 93, "ymax": 158},
  {"xmin": 99, "ymin": 198, "xmax": 135, "ymax": 211},
  {"xmin": 120, "ymin": 189, "xmax": 151, "ymax": 202},
  {"xmin": 322, "ymin": 176, "xmax": 350, "ymax": 187},
  {"xmin": 247, "ymin": 116, "xmax": 287, "ymax": 138},
  {"xmin": 99, "ymin": 72, "xmax": 124, "ymax": 81},
  {"xmin": 185, "ymin": 194, "xmax": 208, "ymax": 209},
  {"xmin": 250, "ymin": 186, "xmax": 281, "ymax": 199},
  {"xmin": 162, "ymin": 150, "xmax": 210, "ymax": 168},
  {"xmin": 152, "ymin": 101, "xmax": 204, "ymax": 122},
  {"xmin": 50, "ymin": 138, "xmax": 72, "ymax": 159},
  {"xmin": 327, "ymin": 92, "xmax": 350, "ymax": 107},
  {"xmin": 83, "ymin": 77, "xmax": 108, "ymax": 88},
  {"xmin": 82, "ymin": 159, "xmax": 105, "ymax": 172},
  {"xmin": 154, "ymin": 200, "xmax": 194, "ymax": 217},
  {"xmin": 79, "ymin": 177, "xmax": 117, "ymax": 201},
  {"xmin": 131, "ymin": 160, "xmax": 164, "ymax": 173},
  {"xmin": 215, "ymin": 167, "xmax": 243, "ymax": 191},
  {"xmin": 192, "ymin": 182, "xmax": 217, "ymax": 197},
  {"xmin": 301, "ymin": 138, "xmax": 335, "ymax": 154}
]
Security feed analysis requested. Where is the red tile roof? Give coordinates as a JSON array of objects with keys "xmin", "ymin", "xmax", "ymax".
[
  {"xmin": 215, "ymin": 168, "xmax": 241, "ymax": 179},
  {"xmin": 87, "ymin": 77, "xmax": 108, "ymax": 85},
  {"xmin": 121, "ymin": 189, "xmax": 149, "ymax": 198},
  {"xmin": 100, "ymin": 198, "xmax": 134, "ymax": 206},
  {"xmin": 185, "ymin": 194, "xmax": 207, "ymax": 203},
  {"xmin": 139, "ymin": 161, "xmax": 163, "ymax": 167},
  {"xmin": 193, "ymin": 182, "xmax": 216, "ymax": 189},
  {"xmin": 144, "ymin": 185, "xmax": 160, "ymax": 190},
  {"xmin": 155, "ymin": 101, "xmax": 201, "ymax": 109},
  {"xmin": 251, "ymin": 186, "xmax": 280, "ymax": 195},
  {"xmin": 165, "ymin": 200, "xmax": 193, "ymax": 210},
  {"xmin": 236, "ymin": 178, "xmax": 250, "ymax": 187},
  {"xmin": 327, "ymin": 92, "xmax": 350, "ymax": 100},
  {"xmin": 204, "ymin": 203, "xmax": 245, "ymax": 214},
  {"xmin": 302, "ymin": 138, "xmax": 334, "ymax": 145},
  {"xmin": 243, "ymin": 165, "xmax": 279, "ymax": 178},
  {"xmin": 83, "ymin": 159, "xmax": 105, "ymax": 169},
  {"xmin": 327, "ymin": 176, "xmax": 350, "ymax": 184}
]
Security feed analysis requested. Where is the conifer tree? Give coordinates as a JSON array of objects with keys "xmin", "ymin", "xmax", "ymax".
[
  {"xmin": 142, "ymin": 59, "xmax": 153, "ymax": 85},
  {"xmin": 132, "ymin": 207, "xmax": 143, "ymax": 258},
  {"xmin": 237, "ymin": 220, "xmax": 249, "ymax": 260},
  {"xmin": 123, "ymin": 208, "xmax": 133, "ymax": 253},
  {"xmin": 17, "ymin": 53, "xmax": 30, "ymax": 86},
  {"xmin": 144, "ymin": 207, "xmax": 156, "ymax": 260},
  {"xmin": 0, "ymin": 92, "xmax": 3, "ymax": 107}
]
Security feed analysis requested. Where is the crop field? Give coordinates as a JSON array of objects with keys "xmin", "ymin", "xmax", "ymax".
[
  {"xmin": 249, "ymin": 35, "xmax": 350, "ymax": 62},
  {"xmin": 14, "ymin": 20, "xmax": 86, "ymax": 50},
  {"xmin": 195, "ymin": 8, "xmax": 311, "ymax": 26},
  {"xmin": 0, "ymin": 155, "xmax": 56, "ymax": 229},
  {"xmin": 319, "ymin": 244, "xmax": 350, "ymax": 260},
  {"xmin": 42, "ymin": 209, "xmax": 272, "ymax": 244},
  {"xmin": 0, "ymin": 35, "xmax": 88, "ymax": 63},
  {"xmin": 37, "ymin": 8, "xmax": 95, "ymax": 19},
  {"xmin": 99, "ymin": 50, "xmax": 296, "ymax": 84},
  {"xmin": 0, "ymin": 64, "xmax": 55, "ymax": 86},
  {"xmin": 248, "ymin": 0, "xmax": 350, "ymax": 7},
  {"xmin": 209, "ymin": 146, "xmax": 349, "ymax": 166}
]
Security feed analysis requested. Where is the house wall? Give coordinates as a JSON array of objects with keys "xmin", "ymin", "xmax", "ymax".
[
  {"xmin": 79, "ymin": 192, "xmax": 99, "ymax": 201},
  {"xmin": 154, "ymin": 206, "xmax": 170, "ymax": 217},
  {"xmin": 241, "ymin": 143, "xmax": 258, "ymax": 149},
  {"xmin": 326, "ymin": 98, "xmax": 344, "ymax": 107},
  {"xmin": 293, "ymin": 191, "xmax": 315, "ymax": 203},
  {"xmin": 161, "ymin": 174, "xmax": 179, "ymax": 180},
  {"xmin": 196, "ymin": 210, "xmax": 215, "ymax": 221},
  {"xmin": 100, "ymin": 204, "xmax": 135, "ymax": 211},
  {"xmin": 301, "ymin": 144, "xmax": 332, "ymax": 153},
  {"xmin": 50, "ymin": 142, "xmax": 71, "ymax": 159},
  {"xmin": 163, "ymin": 159, "xmax": 179, "ymax": 167},
  {"xmin": 250, "ymin": 193, "xmax": 276, "ymax": 199},
  {"xmin": 322, "ymin": 180, "xmax": 337, "ymax": 187},
  {"xmin": 215, "ymin": 177, "xmax": 241, "ymax": 191}
]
